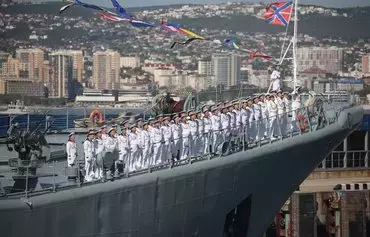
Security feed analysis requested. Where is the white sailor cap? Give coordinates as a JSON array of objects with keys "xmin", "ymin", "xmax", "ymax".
[
  {"xmin": 130, "ymin": 124, "xmax": 137, "ymax": 129},
  {"xmin": 101, "ymin": 125, "xmax": 107, "ymax": 129},
  {"xmin": 108, "ymin": 128, "xmax": 115, "ymax": 134},
  {"xmin": 68, "ymin": 132, "xmax": 75, "ymax": 137}
]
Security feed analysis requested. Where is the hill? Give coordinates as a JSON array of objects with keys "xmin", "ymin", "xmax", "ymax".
[
  {"xmin": 176, "ymin": 11, "xmax": 370, "ymax": 40},
  {"xmin": 1, "ymin": 2, "xmax": 370, "ymax": 40}
]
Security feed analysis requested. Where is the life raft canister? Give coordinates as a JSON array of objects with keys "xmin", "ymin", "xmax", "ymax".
[
  {"xmin": 297, "ymin": 113, "xmax": 308, "ymax": 132},
  {"xmin": 89, "ymin": 110, "xmax": 103, "ymax": 122}
]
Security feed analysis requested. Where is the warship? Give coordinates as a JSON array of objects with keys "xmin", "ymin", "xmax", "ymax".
[
  {"xmin": 0, "ymin": 1, "xmax": 365, "ymax": 237},
  {"xmin": 0, "ymin": 88, "xmax": 363, "ymax": 237}
]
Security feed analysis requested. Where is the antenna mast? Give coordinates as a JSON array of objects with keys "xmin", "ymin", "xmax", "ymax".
[{"xmin": 292, "ymin": 0, "xmax": 298, "ymax": 91}]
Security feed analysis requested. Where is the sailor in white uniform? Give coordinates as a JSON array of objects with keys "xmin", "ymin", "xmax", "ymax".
[
  {"xmin": 283, "ymin": 92, "xmax": 292, "ymax": 134},
  {"xmin": 66, "ymin": 132, "xmax": 77, "ymax": 167},
  {"xmin": 180, "ymin": 114, "xmax": 191, "ymax": 159},
  {"xmin": 83, "ymin": 131, "xmax": 95, "ymax": 182},
  {"xmin": 128, "ymin": 125, "xmax": 140, "ymax": 171},
  {"xmin": 161, "ymin": 116, "xmax": 172, "ymax": 163},
  {"xmin": 269, "ymin": 67, "xmax": 281, "ymax": 93},
  {"xmin": 196, "ymin": 111, "xmax": 204, "ymax": 156},
  {"xmin": 188, "ymin": 111, "xmax": 198, "ymax": 157},
  {"xmin": 105, "ymin": 128, "xmax": 118, "ymax": 153},
  {"xmin": 262, "ymin": 94, "xmax": 270, "ymax": 137},
  {"xmin": 240, "ymin": 101, "xmax": 249, "ymax": 143},
  {"xmin": 150, "ymin": 120, "xmax": 162, "ymax": 165},
  {"xmin": 117, "ymin": 127, "xmax": 130, "ymax": 172},
  {"xmin": 210, "ymin": 106, "xmax": 221, "ymax": 153},
  {"xmin": 171, "ymin": 114, "xmax": 182, "ymax": 160},
  {"xmin": 246, "ymin": 98, "xmax": 255, "ymax": 141},
  {"xmin": 147, "ymin": 118, "xmax": 155, "ymax": 133},
  {"xmin": 203, "ymin": 109, "xmax": 212, "ymax": 155},
  {"xmin": 157, "ymin": 114, "xmax": 164, "ymax": 127},
  {"xmin": 94, "ymin": 130, "xmax": 105, "ymax": 180},
  {"xmin": 221, "ymin": 106, "xmax": 230, "ymax": 142},
  {"xmin": 135, "ymin": 118, "xmax": 144, "ymax": 164},
  {"xmin": 111, "ymin": 124, "xmax": 119, "ymax": 137},
  {"xmin": 253, "ymin": 96, "xmax": 262, "ymax": 141},
  {"xmin": 258, "ymin": 94, "xmax": 268, "ymax": 139},
  {"xmin": 140, "ymin": 122, "xmax": 151, "ymax": 167},
  {"xmin": 121, "ymin": 120, "xmax": 130, "ymax": 135},
  {"xmin": 232, "ymin": 102, "xmax": 242, "ymax": 138},
  {"xmin": 101, "ymin": 125, "xmax": 108, "ymax": 140},
  {"xmin": 276, "ymin": 91, "xmax": 286, "ymax": 136},
  {"xmin": 227, "ymin": 103, "xmax": 237, "ymax": 137},
  {"xmin": 267, "ymin": 94, "xmax": 279, "ymax": 139},
  {"xmin": 291, "ymin": 91, "xmax": 301, "ymax": 132}
]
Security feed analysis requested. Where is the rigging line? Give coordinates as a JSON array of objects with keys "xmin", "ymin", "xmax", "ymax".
[{"xmin": 279, "ymin": 24, "xmax": 290, "ymax": 62}]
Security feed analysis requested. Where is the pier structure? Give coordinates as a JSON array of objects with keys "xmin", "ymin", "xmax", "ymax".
[{"xmin": 267, "ymin": 105, "xmax": 370, "ymax": 237}]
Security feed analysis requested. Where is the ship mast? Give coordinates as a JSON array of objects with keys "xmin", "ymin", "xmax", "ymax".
[{"xmin": 292, "ymin": 0, "xmax": 298, "ymax": 91}]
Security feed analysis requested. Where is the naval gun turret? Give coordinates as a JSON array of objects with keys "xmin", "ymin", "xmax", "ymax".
[{"xmin": 6, "ymin": 123, "xmax": 49, "ymax": 193}]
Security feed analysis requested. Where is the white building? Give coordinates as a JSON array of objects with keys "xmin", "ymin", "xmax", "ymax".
[
  {"xmin": 49, "ymin": 52, "xmax": 73, "ymax": 98},
  {"xmin": 211, "ymin": 53, "xmax": 240, "ymax": 88},
  {"xmin": 120, "ymin": 56, "xmax": 140, "ymax": 68},
  {"xmin": 93, "ymin": 50, "xmax": 120, "ymax": 90},
  {"xmin": 198, "ymin": 60, "xmax": 212, "ymax": 75},
  {"xmin": 153, "ymin": 68, "xmax": 175, "ymax": 88},
  {"xmin": 297, "ymin": 47, "xmax": 344, "ymax": 74}
]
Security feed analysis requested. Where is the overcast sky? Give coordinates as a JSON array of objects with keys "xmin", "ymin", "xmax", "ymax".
[{"xmin": 33, "ymin": 0, "xmax": 370, "ymax": 8}]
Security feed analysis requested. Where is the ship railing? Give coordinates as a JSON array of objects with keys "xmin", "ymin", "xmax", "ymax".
[
  {"xmin": 0, "ymin": 102, "xmax": 354, "ymax": 199},
  {"xmin": 0, "ymin": 107, "xmax": 144, "ymax": 137},
  {"xmin": 317, "ymin": 150, "xmax": 369, "ymax": 170}
]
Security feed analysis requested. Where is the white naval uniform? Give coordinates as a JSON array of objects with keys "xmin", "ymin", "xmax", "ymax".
[
  {"xmin": 180, "ymin": 122, "xmax": 191, "ymax": 159},
  {"xmin": 241, "ymin": 108, "xmax": 249, "ymax": 142},
  {"xmin": 247, "ymin": 107, "xmax": 255, "ymax": 141},
  {"xmin": 283, "ymin": 97, "xmax": 292, "ymax": 133},
  {"xmin": 140, "ymin": 130, "xmax": 151, "ymax": 167},
  {"xmin": 94, "ymin": 138, "xmax": 105, "ymax": 179},
  {"xmin": 196, "ymin": 118, "xmax": 204, "ymax": 156},
  {"xmin": 83, "ymin": 139, "xmax": 94, "ymax": 181},
  {"xmin": 66, "ymin": 141, "xmax": 77, "ymax": 167},
  {"xmin": 171, "ymin": 123, "xmax": 181, "ymax": 160},
  {"xmin": 105, "ymin": 136, "xmax": 117, "ymax": 153},
  {"xmin": 267, "ymin": 100, "xmax": 278, "ymax": 138},
  {"xmin": 259, "ymin": 101, "xmax": 268, "ymax": 138},
  {"xmin": 136, "ymin": 127, "xmax": 143, "ymax": 165},
  {"xmin": 276, "ymin": 97, "xmax": 286, "ymax": 136},
  {"xmin": 101, "ymin": 133, "xmax": 108, "ymax": 141},
  {"xmin": 220, "ymin": 113, "xmax": 230, "ymax": 141},
  {"xmin": 270, "ymin": 70, "xmax": 281, "ymax": 92},
  {"xmin": 188, "ymin": 119, "xmax": 198, "ymax": 157},
  {"xmin": 233, "ymin": 109, "xmax": 241, "ymax": 137},
  {"xmin": 291, "ymin": 95, "xmax": 301, "ymax": 132},
  {"xmin": 228, "ymin": 111, "xmax": 237, "ymax": 136},
  {"xmin": 203, "ymin": 116, "xmax": 211, "ymax": 155},
  {"xmin": 117, "ymin": 134, "xmax": 130, "ymax": 168},
  {"xmin": 253, "ymin": 103, "xmax": 262, "ymax": 140},
  {"xmin": 161, "ymin": 125, "xmax": 172, "ymax": 163},
  {"xmin": 128, "ymin": 132, "xmax": 140, "ymax": 171},
  {"xmin": 210, "ymin": 113, "xmax": 221, "ymax": 153},
  {"xmin": 150, "ymin": 127, "xmax": 162, "ymax": 165}
]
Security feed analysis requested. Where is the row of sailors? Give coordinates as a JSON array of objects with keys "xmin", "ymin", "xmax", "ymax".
[{"xmin": 66, "ymin": 90, "xmax": 302, "ymax": 181}]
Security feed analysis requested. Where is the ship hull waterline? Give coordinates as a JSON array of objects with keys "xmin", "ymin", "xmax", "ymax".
[{"xmin": 0, "ymin": 106, "xmax": 363, "ymax": 237}]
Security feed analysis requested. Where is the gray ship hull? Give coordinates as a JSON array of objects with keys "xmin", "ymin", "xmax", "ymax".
[{"xmin": 0, "ymin": 106, "xmax": 363, "ymax": 237}]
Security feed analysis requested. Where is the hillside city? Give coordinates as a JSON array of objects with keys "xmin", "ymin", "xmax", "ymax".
[{"xmin": 0, "ymin": 0, "xmax": 370, "ymax": 107}]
